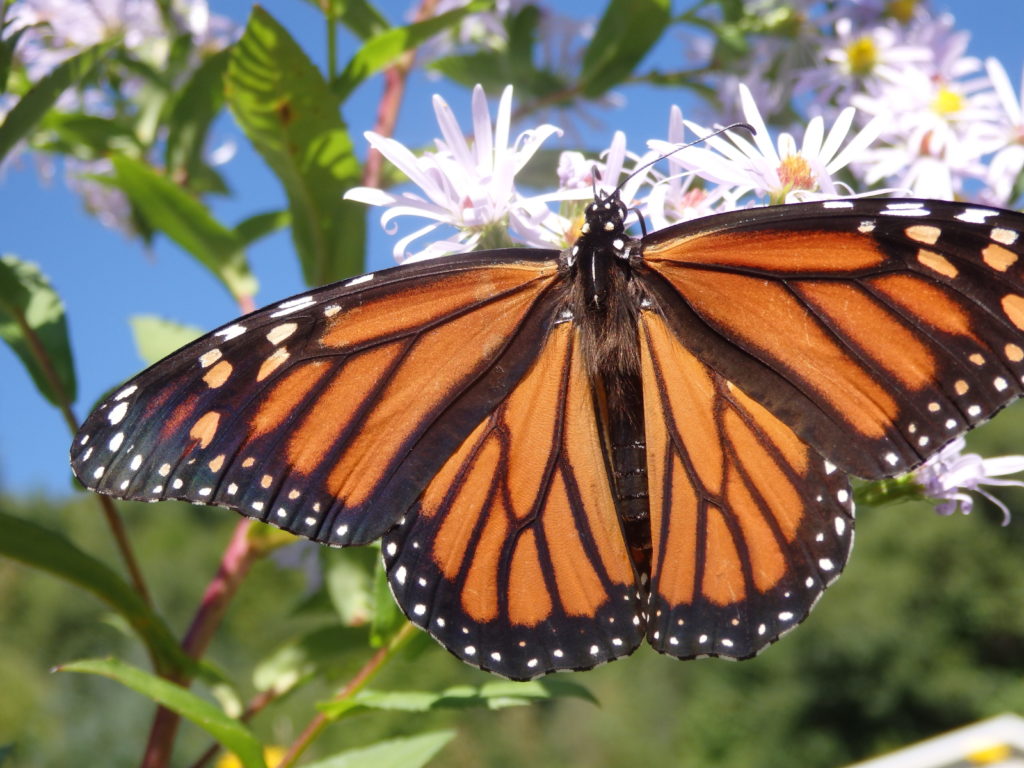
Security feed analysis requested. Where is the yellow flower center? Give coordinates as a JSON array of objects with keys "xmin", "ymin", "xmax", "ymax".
[
  {"xmin": 932, "ymin": 87, "xmax": 964, "ymax": 116},
  {"xmin": 885, "ymin": 0, "xmax": 917, "ymax": 24},
  {"xmin": 967, "ymin": 743, "xmax": 1011, "ymax": 765},
  {"xmin": 846, "ymin": 37, "xmax": 878, "ymax": 76},
  {"xmin": 778, "ymin": 154, "xmax": 815, "ymax": 192}
]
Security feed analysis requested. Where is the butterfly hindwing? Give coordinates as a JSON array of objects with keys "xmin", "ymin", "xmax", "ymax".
[
  {"xmin": 71, "ymin": 250, "xmax": 562, "ymax": 546},
  {"xmin": 639, "ymin": 310, "xmax": 854, "ymax": 659},
  {"xmin": 383, "ymin": 320, "xmax": 644, "ymax": 680},
  {"xmin": 639, "ymin": 199, "xmax": 1024, "ymax": 479}
]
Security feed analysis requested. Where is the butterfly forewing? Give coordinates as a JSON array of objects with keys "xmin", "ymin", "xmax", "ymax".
[
  {"xmin": 71, "ymin": 250, "xmax": 562, "ymax": 546},
  {"xmin": 382, "ymin": 320, "xmax": 644, "ymax": 680},
  {"xmin": 638, "ymin": 310, "xmax": 854, "ymax": 659},
  {"xmin": 640, "ymin": 199, "xmax": 1024, "ymax": 479}
]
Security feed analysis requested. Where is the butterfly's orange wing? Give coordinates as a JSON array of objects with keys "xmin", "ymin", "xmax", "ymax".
[
  {"xmin": 382, "ymin": 320, "xmax": 643, "ymax": 679},
  {"xmin": 638, "ymin": 309, "xmax": 853, "ymax": 659},
  {"xmin": 638, "ymin": 199, "xmax": 1024, "ymax": 479},
  {"xmin": 71, "ymin": 251, "xmax": 564, "ymax": 546}
]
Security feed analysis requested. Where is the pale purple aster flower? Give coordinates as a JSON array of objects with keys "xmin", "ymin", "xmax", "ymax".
[
  {"xmin": 530, "ymin": 131, "xmax": 658, "ymax": 248},
  {"xmin": 981, "ymin": 58, "xmax": 1024, "ymax": 206},
  {"xmin": 659, "ymin": 84, "xmax": 883, "ymax": 205},
  {"xmin": 345, "ymin": 85, "xmax": 564, "ymax": 262},
  {"xmin": 64, "ymin": 156, "xmax": 136, "ymax": 234},
  {"xmin": 800, "ymin": 17, "xmax": 931, "ymax": 105},
  {"xmin": 415, "ymin": 0, "xmax": 521, "ymax": 64},
  {"xmin": 914, "ymin": 437, "xmax": 1024, "ymax": 526},
  {"xmin": 644, "ymin": 106, "xmax": 737, "ymax": 230},
  {"xmin": 8, "ymin": 0, "xmax": 232, "ymax": 82}
]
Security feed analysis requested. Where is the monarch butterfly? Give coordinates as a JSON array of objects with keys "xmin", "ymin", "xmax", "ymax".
[{"xmin": 71, "ymin": 190, "xmax": 1024, "ymax": 680}]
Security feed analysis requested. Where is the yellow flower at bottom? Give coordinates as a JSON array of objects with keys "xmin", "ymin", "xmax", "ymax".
[{"xmin": 216, "ymin": 746, "xmax": 287, "ymax": 768}]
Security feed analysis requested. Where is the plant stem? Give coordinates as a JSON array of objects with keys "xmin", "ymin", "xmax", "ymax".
[
  {"xmin": 276, "ymin": 622, "xmax": 417, "ymax": 768},
  {"xmin": 140, "ymin": 519, "xmax": 260, "ymax": 768},
  {"xmin": 326, "ymin": 1, "xmax": 338, "ymax": 83},
  {"xmin": 361, "ymin": 0, "xmax": 439, "ymax": 188}
]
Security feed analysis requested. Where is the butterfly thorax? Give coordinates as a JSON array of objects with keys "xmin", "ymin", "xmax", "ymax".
[{"xmin": 565, "ymin": 190, "xmax": 644, "ymax": 382}]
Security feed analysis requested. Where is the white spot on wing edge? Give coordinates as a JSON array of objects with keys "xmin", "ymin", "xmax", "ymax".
[
  {"xmin": 346, "ymin": 273, "xmax": 374, "ymax": 287},
  {"xmin": 214, "ymin": 324, "xmax": 247, "ymax": 341},
  {"xmin": 108, "ymin": 402, "xmax": 129, "ymax": 425},
  {"xmin": 114, "ymin": 385, "xmax": 138, "ymax": 401},
  {"xmin": 956, "ymin": 208, "xmax": 997, "ymax": 224},
  {"xmin": 822, "ymin": 200, "xmax": 854, "ymax": 209}
]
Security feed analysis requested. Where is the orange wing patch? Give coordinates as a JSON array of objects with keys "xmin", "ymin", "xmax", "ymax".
[
  {"xmin": 382, "ymin": 322, "xmax": 644, "ymax": 681},
  {"xmin": 640, "ymin": 310, "xmax": 854, "ymax": 660}
]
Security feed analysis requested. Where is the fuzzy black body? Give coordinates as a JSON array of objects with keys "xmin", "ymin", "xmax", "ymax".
[{"xmin": 561, "ymin": 191, "xmax": 652, "ymax": 573}]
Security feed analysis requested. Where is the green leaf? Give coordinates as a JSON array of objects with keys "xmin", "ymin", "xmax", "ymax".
[
  {"xmin": 0, "ymin": 255, "xmax": 76, "ymax": 406},
  {"xmin": 58, "ymin": 658, "xmax": 267, "ymax": 768},
  {"xmin": 369, "ymin": 555, "xmax": 405, "ymax": 648},
  {"xmin": 0, "ymin": 39, "xmax": 114, "ymax": 163},
  {"xmin": 321, "ymin": 679, "xmax": 597, "ymax": 719},
  {"xmin": 0, "ymin": 22, "xmax": 31, "ymax": 94},
  {"xmin": 109, "ymin": 154, "xmax": 257, "ymax": 301},
  {"xmin": 322, "ymin": 546, "xmax": 376, "ymax": 627},
  {"xmin": 303, "ymin": 730, "xmax": 455, "ymax": 768},
  {"xmin": 0, "ymin": 511, "xmax": 191, "ymax": 678},
  {"xmin": 234, "ymin": 210, "xmax": 290, "ymax": 247},
  {"xmin": 323, "ymin": 0, "xmax": 390, "ymax": 40},
  {"xmin": 253, "ymin": 625, "xmax": 369, "ymax": 696},
  {"xmin": 332, "ymin": 0, "xmax": 489, "ymax": 101},
  {"xmin": 226, "ymin": 7, "xmax": 364, "ymax": 286},
  {"xmin": 129, "ymin": 315, "xmax": 202, "ymax": 365},
  {"xmin": 428, "ymin": 51, "xmax": 507, "ymax": 92},
  {"xmin": 578, "ymin": 0, "xmax": 671, "ymax": 97},
  {"xmin": 165, "ymin": 48, "xmax": 230, "ymax": 190},
  {"xmin": 35, "ymin": 112, "xmax": 140, "ymax": 157}
]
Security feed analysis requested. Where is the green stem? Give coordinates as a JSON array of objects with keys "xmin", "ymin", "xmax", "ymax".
[
  {"xmin": 276, "ymin": 622, "xmax": 418, "ymax": 768},
  {"xmin": 326, "ymin": 1, "xmax": 338, "ymax": 82}
]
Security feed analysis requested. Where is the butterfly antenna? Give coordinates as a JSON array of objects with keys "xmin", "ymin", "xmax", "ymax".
[{"xmin": 612, "ymin": 121, "xmax": 756, "ymax": 198}]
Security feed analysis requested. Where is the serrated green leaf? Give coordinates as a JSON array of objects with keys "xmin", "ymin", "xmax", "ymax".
[
  {"xmin": 253, "ymin": 625, "xmax": 369, "ymax": 696},
  {"xmin": 129, "ymin": 315, "xmax": 202, "ymax": 365},
  {"xmin": 0, "ymin": 39, "xmax": 114, "ymax": 162},
  {"xmin": 321, "ymin": 678, "xmax": 597, "ymax": 719},
  {"xmin": 0, "ymin": 511, "xmax": 191, "ymax": 677},
  {"xmin": 369, "ymin": 555, "xmax": 405, "ymax": 648},
  {"xmin": 165, "ymin": 48, "xmax": 230, "ymax": 189},
  {"xmin": 303, "ymin": 730, "xmax": 455, "ymax": 768},
  {"xmin": 226, "ymin": 7, "xmax": 364, "ymax": 287},
  {"xmin": 109, "ymin": 154, "xmax": 257, "ymax": 301},
  {"xmin": 234, "ymin": 210, "xmax": 290, "ymax": 246},
  {"xmin": 0, "ymin": 255, "xmax": 76, "ymax": 406},
  {"xmin": 332, "ymin": 0, "xmax": 489, "ymax": 101},
  {"xmin": 58, "ymin": 658, "xmax": 266, "ymax": 768},
  {"xmin": 579, "ymin": 0, "xmax": 670, "ymax": 97}
]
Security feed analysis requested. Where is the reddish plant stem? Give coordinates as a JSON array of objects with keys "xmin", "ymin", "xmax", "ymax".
[
  {"xmin": 361, "ymin": 0, "xmax": 440, "ymax": 188},
  {"xmin": 140, "ymin": 519, "xmax": 259, "ymax": 768}
]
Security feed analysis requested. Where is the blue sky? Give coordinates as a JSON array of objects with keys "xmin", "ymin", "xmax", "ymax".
[{"xmin": 2, "ymin": 0, "xmax": 1023, "ymax": 496}]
